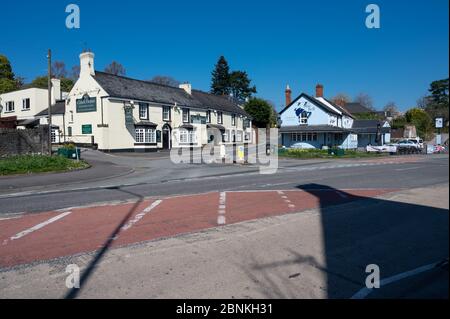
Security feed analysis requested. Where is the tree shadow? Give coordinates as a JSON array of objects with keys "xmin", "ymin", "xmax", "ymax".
[
  {"xmin": 240, "ymin": 184, "xmax": 449, "ymax": 298},
  {"xmin": 64, "ymin": 187, "xmax": 144, "ymax": 299}
]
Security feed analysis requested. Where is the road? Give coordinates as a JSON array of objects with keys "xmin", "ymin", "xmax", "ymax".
[{"xmin": 0, "ymin": 152, "xmax": 448, "ymax": 299}]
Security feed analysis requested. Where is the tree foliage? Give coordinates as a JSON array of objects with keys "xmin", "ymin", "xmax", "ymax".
[
  {"xmin": 243, "ymin": 98, "xmax": 275, "ymax": 128},
  {"xmin": 405, "ymin": 108, "xmax": 433, "ymax": 139},
  {"xmin": 211, "ymin": 56, "xmax": 256, "ymax": 102},
  {"xmin": 423, "ymin": 78, "xmax": 449, "ymax": 124},
  {"xmin": 104, "ymin": 61, "xmax": 126, "ymax": 76},
  {"xmin": 0, "ymin": 54, "xmax": 21, "ymax": 94},
  {"xmin": 383, "ymin": 101, "xmax": 398, "ymax": 116},
  {"xmin": 211, "ymin": 56, "xmax": 231, "ymax": 96},
  {"xmin": 30, "ymin": 76, "xmax": 74, "ymax": 93}
]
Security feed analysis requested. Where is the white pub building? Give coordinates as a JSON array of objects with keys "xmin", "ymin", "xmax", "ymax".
[{"xmin": 65, "ymin": 51, "xmax": 253, "ymax": 152}]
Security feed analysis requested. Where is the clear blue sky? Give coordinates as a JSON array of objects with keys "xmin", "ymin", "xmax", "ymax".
[{"xmin": 2, "ymin": 0, "xmax": 448, "ymax": 111}]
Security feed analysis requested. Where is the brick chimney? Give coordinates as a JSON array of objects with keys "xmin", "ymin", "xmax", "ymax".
[
  {"xmin": 285, "ymin": 85, "xmax": 292, "ymax": 106},
  {"xmin": 316, "ymin": 84, "xmax": 324, "ymax": 98}
]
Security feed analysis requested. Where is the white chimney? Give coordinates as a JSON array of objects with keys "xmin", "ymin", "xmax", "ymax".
[
  {"xmin": 79, "ymin": 51, "xmax": 95, "ymax": 77},
  {"xmin": 179, "ymin": 82, "xmax": 192, "ymax": 95},
  {"xmin": 51, "ymin": 78, "xmax": 61, "ymax": 105}
]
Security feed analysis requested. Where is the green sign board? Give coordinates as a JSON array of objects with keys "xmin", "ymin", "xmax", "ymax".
[
  {"xmin": 76, "ymin": 94, "xmax": 97, "ymax": 113},
  {"xmin": 82, "ymin": 124, "xmax": 92, "ymax": 134},
  {"xmin": 124, "ymin": 106, "xmax": 134, "ymax": 125},
  {"xmin": 191, "ymin": 115, "xmax": 206, "ymax": 124}
]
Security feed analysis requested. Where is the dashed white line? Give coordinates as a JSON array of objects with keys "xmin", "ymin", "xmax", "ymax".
[
  {"xmin": 217, "ymin": 192, "xmax": 227, "ymax": 225},
  {"xmin": 10, "ymin": 211, "xmax": 72, "ymax": 241},
  {"xmin": 120, "ymin": 200, "xmax": 162, "ymax": 232}
]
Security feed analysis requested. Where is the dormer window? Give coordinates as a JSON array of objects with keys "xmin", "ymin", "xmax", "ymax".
[{"xmin": 299, "ymin": 111, "xmax": 309, "ymax": 125}]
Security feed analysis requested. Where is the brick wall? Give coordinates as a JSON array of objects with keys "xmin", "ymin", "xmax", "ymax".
[{"xmin": 0, "ymin": 126, "xmax": 49, "ymax": 157}]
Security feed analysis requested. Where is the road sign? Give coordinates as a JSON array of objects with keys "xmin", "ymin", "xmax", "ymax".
[{"xmin": 435, "ymin": 118, "xmax": 443, "ymax": 128}]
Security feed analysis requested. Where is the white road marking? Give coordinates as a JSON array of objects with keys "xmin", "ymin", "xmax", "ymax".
[
  {"xmin": 120, "ymin": 200, "xmax": 162, "ymax": 232},
  {"xmin": 217, "ymin": 192, "xmax": 227, "ymax": 225},
  {"xmin": 10, "ymin": 211, "xmax": 72, "ymax": 241},
  {"xmin": 351, "ymin": 261, "xmax": 442, "ymax": 299},
  {"xmin": 395, "ymin": 166, "xmax": 422, "ymax": 171},
  {"xmin": 278, "ymin": 191, "xmax": 296, "ymax": 209}
]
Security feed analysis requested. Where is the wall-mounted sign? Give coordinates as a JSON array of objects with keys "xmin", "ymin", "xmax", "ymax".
[
  {"xmin": 436, "ymin": 117, "xmax": 443, "ymax": 128},
  {"xmin": 81, "ymin": 124, "xmax": 92, "ymax": 134},
  {"xmin": 76, "ymin": 94, "xmax": 97, "ymax": 113},
  {"xmin": 191, "ymin": 115, "xmax": 206, "ymax": 124},
  {"xmin": 124, "ymin": 104, "xmax": 134, "ymax": 125}
]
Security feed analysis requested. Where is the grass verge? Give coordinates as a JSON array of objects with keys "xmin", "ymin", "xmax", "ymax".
[
  {"xmin": 279, "ymin": 148, "xmax": 388, "ymax": 159},
  {"xmin": 0, "ymin": 155, "xmax": 90, "ymax": 176}
]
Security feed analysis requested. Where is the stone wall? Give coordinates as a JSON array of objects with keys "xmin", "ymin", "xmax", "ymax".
[{"xmin": 0, "ymin": 126, "xmax": 49, "ymax": 157}]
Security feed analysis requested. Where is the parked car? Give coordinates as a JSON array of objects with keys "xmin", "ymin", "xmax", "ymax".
[
  {"xmin": 407, "ymin": 138, "xmax": 424, "ymax": 149},
  {"xmin": 394, "ymin": 140, "xmax": 422, "ymax": 154},
  {"xmin": 291, "ymin": 142, "xmax": 316, "ymax": 150}
]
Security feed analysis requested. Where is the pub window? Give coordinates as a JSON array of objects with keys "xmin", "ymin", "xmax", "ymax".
[
  {"xmin": 299, "ymin": 111, "xmax": 309, "ymax": 125},
  {"xmin": 139, "ymin": 103, "xmax": 149, "ymax": 120},
  {"xmin": 231, "ymin": 114, "xmax": 236, "ymax": 126},
  {"xmin": 163, "ymin": 106, "xmax": 171, "ymax": 121},
  {"xmin": 217, "ymin": 111, "xmax": 223, "ymax": 124},
  {"xmin": 68, "ymin": 126, "xmax": 72, "ymax": 137},
  {"xmin": 135, "ymin": 127, "xmax": 156, "ymax": 143},
  {"xmin": 22, "ymin": 98, "xmax": 30, "ymax": 110},
  {"xmin": 206, "ymin": 110, "xmax": 211, "ymax": 123},
  {"xmin": 182, "ymin": 108, "xmax": 190, "ymax": 123}
]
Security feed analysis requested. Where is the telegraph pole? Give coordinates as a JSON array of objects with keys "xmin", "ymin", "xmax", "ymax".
[{"xmin": 47, "ymin": 49, "xmax": 52, "ymax": 155}]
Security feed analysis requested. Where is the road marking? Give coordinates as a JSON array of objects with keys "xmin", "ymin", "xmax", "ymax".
[
  {"xmin": 278, "ymin": 191, "xmax": 296, "ymax": 210},
  {"xmin": 351, "ymin": 261, "xmax": 442, "ymax": 299},
  {"xmin": 120, "ymin": 200, "xmax": 162, "ymax": 232},
  {"xmin": 395, "ymin": 166, "xmax": 422, "ymax": 171},
  {"xmin": 217, "ymin": 192, "xmax": 227, "ymax": 225},
  {"xmin": 10, "ymin": 211, "xmax": 72, "ymax": 241}
]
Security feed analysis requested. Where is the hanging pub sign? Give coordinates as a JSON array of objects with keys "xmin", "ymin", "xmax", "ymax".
[
  {"xmin": 124, "ymin": 104, "xmax": 134, "ymax": 125},
  {"xmin": 436, "ymin": 117, "xmax": 443, "ymax": 129},
  {"xmin": 76, "ymin": 94, "xmax": 97, "ymax": 113}
]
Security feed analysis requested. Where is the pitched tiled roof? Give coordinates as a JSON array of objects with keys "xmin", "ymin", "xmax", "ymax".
[
  {"xmin": 35, "ymin": 100, "xmax": 66, "ymax": 116},
  {"xmin": 352, "ymin": 120, "xmax": 390, "ymax": 133},
  {"xmin": 279, "ymin": 93, "xmax": 341, "ymax": 116},
  {"xmin": 93, "ymin": 71, "xmax": 248, "ymax": 117},
  {"xmin": 344, "ymin": 103, "xmax": 373, "ymax": 114}
]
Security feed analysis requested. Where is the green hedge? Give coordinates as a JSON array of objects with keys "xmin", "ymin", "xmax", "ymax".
[{"xmin": 278, "ymin": 148, "xmax": 385, "ymax": 159}]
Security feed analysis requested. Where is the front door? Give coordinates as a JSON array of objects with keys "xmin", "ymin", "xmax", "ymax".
[{"xmin": 162, "ymin": 126, "xmax": 170, "ymax": 149}]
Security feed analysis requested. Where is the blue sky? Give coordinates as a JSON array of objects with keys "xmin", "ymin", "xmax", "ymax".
[{"xmin": 2, "ymin": 0, "xmax": 448, "ymax": 111}]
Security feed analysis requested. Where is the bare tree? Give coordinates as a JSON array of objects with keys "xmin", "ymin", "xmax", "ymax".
[
  {"xmin": 150, "ymin": 75, "xmax": 180, "ymax": 87},
  {"xmin": 354, "ymin": 93, "xmax": 375, "ymax": 110},
  {"xmin": 70, "ymin": 65, "xmax": 80, "ymax": 81},
  {"xmin": 331, "ymin": 93, "xmax": 351, "ymax": 106},
  {"xmin": 383, "ymin": 101, "xmax": 398, "ymax": 116},
  {"xmin": 51, "ymin": 61, "xmax": 67, "ymax": 79},
  {"xmin": 416, "ymin": 95, "xmax": 431, "ymax": 109},
  {"xmin": 104, "ymin": 61, "xmax": 126, "ymax": 76}
]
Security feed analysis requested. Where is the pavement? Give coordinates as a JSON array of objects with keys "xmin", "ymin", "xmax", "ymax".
[
  {"xmin": 0, "ymin": 151, "xmax": 448, "ymax": 299},
  {"xmin": 0, "ymin": 184, "xmax": 447, "ymax": 299}
]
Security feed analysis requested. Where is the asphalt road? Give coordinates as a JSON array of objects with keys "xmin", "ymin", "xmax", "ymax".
[
  {"xmin": 0, "ymin": 153, "xmax": 447, "ymax": 215},
  {"xmin": 0, "ymin": 152, "xmax": 448, "ymax": 299}
]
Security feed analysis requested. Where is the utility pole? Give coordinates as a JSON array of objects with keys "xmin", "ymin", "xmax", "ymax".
[{"xmin": 47, "ymin": 49, "xmax": 52, "ymax": 156}]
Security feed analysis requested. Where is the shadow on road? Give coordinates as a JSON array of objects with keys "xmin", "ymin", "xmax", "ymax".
[
  {"xmin": 240, "ymin": 184, "xmax": 449, "ymax": 298},
  {"xmin": 64, "ymin": 187, "xmax": 144, "ymax": 299}
]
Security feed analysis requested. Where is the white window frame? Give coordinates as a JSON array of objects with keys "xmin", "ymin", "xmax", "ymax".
[
  {"xmin": 139, "ymin": 103, "xmax": 148, "ymax": 120},
  {"xmin": 22, "ymin": 98, "xmax": 30, "ymax": 110},
  {"xmin": 5, "ymin": 101, "xmax": 14, "ymax": 112},
  {"xmin": 163, "ymin": 106, "xmax": 171, "ymax": 121},
  {"xmin": 182, "ymin": 108, "xmax": 190, "ymax": 123},
  {"xmin": 179, "ymin": 129, "xmax": 196, "ymax": 144},
  {"xmin": 299, "ymin": 111, "xmax": 308, "ymax": 125},
  {"xmin": 206, "ymin": 110, "xmax": 211, "ymax": 123},
  {"xmin": 135, "ymin": 127, "xmax": 156, "ymax": 144},
  {"xmin": 217, "ymin": 111, "xmax": 223, "ymax": 124},
  {"xmin": 231, "ymin": 114, "xmax": 236, "ymax": 126}
]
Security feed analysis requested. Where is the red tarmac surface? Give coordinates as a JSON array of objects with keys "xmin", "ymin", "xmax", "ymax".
[{"xmin": 0, "ymin": 188, "xmax": 397, "ymax": 269}]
